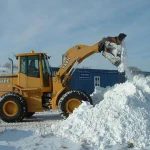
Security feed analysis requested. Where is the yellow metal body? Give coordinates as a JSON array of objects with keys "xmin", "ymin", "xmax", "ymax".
[
  {"xmin": 0, "ymin": 36, "xmax": 118, "ymax": 113},
  {"xmin": 0, "ymin": 51, "xmax": 53, "ymax": 112},
  {"xmin": 0, "ymin": 42, "xmax": 100, "ymax": 113},
  {"xmin": 0, "ymin": 74, "xmax": 18, "ymax": 96},
  {"xmin": 57, "ymin": 43, "xmax": 99, "ymax": 82},
  {"xmin": 50, "ymin": 43, "xmax": 100, "ymax": 109}
]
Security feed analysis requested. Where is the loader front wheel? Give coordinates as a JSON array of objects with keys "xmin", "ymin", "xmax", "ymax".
[
  {"xmin": 77, "ymin": 90, "xmax": 93, "ymax": 105},
  {"xmin": 58, "ymin": 90, "xmax": 92, "ymax": 119},
  {"xmin": 65, "ymin": 98, "xmax": 82, "ymax": 114},
  {"xmin": 0, "ymin": 92, "xmax": 28, "ymax": 122}
]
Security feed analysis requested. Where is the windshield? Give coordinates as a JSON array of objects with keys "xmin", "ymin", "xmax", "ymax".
[
  {"xmin": 42, "ymin": 54, "xmax": 52, "ymax": 75},
  {"xmin": 42, "ymin": 54, "xmax": 52, "ymax": 87}
]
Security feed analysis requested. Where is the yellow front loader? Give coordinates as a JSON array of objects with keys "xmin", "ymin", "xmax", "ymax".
[{"xmin": 0, "ymin": 33, "xmax": 126, "ymax": 122}]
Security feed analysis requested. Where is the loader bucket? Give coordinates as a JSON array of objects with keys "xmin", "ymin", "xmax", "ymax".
[
  {"xmin": 102, "ymin": 33, "xmax": 127, "ymax": 67},
  {"xmin": 102, "ymin": 50, "xmax": 122, "ymax": 67}
]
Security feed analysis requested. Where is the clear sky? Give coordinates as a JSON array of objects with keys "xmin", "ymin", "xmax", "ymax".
[{"xmin": 0, "ymin": 0, "xmax": 150, "ymax": 71}]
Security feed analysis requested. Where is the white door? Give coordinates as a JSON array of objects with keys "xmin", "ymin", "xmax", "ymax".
[{"xmin": 94, "ymin": 76, "xmax": 100, "ymax": 87}]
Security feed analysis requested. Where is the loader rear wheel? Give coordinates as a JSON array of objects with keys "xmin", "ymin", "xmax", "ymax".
[
  {"xmin": 0, "ymin": 92, "xmax": 28, "ymax": 123},
  {"xmin": 25, "ymin": 112, "xmax": 35, "ymax": 118},
  {"xmin": 58, "ymin": 90, "xmax": 92, "ymax": 119}
]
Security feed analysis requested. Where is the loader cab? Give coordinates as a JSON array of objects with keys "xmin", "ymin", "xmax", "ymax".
[{"xmin": 17, "ymin": 51, "xmax": 52, "ymax": 91}]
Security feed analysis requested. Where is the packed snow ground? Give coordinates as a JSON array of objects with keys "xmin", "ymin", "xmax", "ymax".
[{"xmin": 0, "ymin": 111, "xmax": 83, "ymax": 150}]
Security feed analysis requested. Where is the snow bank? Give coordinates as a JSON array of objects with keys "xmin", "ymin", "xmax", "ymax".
[
  {"xmin": 49, "ymin": 75, "xmax": 150, "ymax": 149},
  {"xmin": 90, "ymin": 86, "xmax": 110, "ymax": 106}
]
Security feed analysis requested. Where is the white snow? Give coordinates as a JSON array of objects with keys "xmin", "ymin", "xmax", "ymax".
[
  {"xmin": 0, "ymin": 111, "xmax": 83, "ymax": 150},
  {"xmin": 118, "ymin": 43, "xmax": 127, "ymax": 73},
  {"xmin": 49, "ymin": 75, "xmax": 150, "ymax": 149},
  {"xmin": 90, "ymin": 86, "xmax": 110, "ymax": 106}
]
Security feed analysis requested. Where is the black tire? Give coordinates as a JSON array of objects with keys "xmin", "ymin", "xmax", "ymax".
[
  {"xmin": 58, "ymin": 90, "xmax": 92, "ymax": 119},
  {"xmin": 25, "ymin": 112, "xmax": 35, "ymax": 118},
  {"xmin": 0, "ymin": 92, "xmax": 28, "ymax": 123},
  {"xmin": 77, "ymin": 89, "xmax": 93, "ymax": 105}
]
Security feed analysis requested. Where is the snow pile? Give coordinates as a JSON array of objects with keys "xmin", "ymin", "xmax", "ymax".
[
  {"xmin": 118, "ymin": 43, "xmax": 127, "ymax": 73},
  {"xmin": 50, "ymin": 75, "xmax": 150, "ymax": 149},
  {"xmin": 90, "ymin": 86, "xmax": 110, "ymax": 106},
  {"xmin": 117, "ymin": 43, "xmax": 134, "ymax": 81}
]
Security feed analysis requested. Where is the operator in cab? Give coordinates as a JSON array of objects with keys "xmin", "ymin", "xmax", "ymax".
[{"xmin": 28, "ymin": 60, "xmax": 39, "ymax": 77}]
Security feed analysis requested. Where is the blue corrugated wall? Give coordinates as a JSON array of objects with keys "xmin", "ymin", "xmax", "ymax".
[
  {"xmin": 51, "ymin": 67, "xmax": 126, "ymax": 94},
  {"xmin": 70, "ymin": 69, "xmax": 126, "ymax": 94}
]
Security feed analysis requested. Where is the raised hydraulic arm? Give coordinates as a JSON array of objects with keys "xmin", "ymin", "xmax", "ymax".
[
  {"xmin": 51, "ymin": 33, "xmax": 126, "ymax": 110},
  {"xmin": 56, "ymin": 33, "xmax": 127, "ymax": 86}
]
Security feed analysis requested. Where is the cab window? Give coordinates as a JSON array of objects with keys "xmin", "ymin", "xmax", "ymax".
[
  {"xmin": 20, "ymin": 56, "xmax": 27, "ymax": 74},
  {"xmin": 20, "ymin": 55, "xmax": 40, "ymax": 78},
  {"xmin": 42, "ymin": 54, "xmax": 50, "ymax": 87}
]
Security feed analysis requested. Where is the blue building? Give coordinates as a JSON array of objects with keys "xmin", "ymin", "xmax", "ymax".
[
  {"xmin": 70, "ymin": 68, "xmax": 127, "ymax": 94},
  {"xmin": 52, "ymin": 67, "xmax": 126, "ymax": 94}
]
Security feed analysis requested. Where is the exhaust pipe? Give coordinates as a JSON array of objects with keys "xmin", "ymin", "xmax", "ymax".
[{"xmin": 8, "ymin": 58, "xmax": 13, "ymax": 74}]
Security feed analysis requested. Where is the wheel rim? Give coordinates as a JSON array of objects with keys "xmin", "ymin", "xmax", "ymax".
[
  {"xmin": 66, "ymin": 98, "xmax": 81, "ymax": 114},
  {"xmin": 3, "ymin": 101, "xmax": 18, "ymax": 116}
]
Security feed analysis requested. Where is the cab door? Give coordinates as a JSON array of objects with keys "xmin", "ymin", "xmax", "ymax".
[
  {"xmin": 41, "ymin": 54, "xmax": 52, "ymax": 92},
  {"xmin": 19, "ymin": 55, "xmax": 41, "ymax": 88},
  {"xmin": 19, "ymin": 55, "xmax": 43, "ymax": 112}
]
